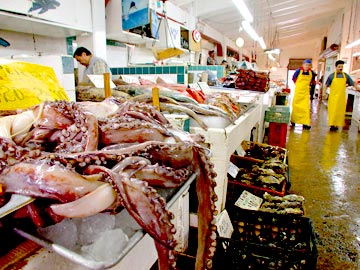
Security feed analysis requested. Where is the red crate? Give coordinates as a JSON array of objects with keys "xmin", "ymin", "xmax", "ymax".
[
  {"xmin": 226, "ymin": 179, "xmax": 287, "ymax": 209},
  {"xmin": 268, "ymin": 122, "xmax": 288, "ymax": 148}
]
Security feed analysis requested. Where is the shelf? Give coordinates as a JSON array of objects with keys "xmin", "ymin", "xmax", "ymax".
[{"xmin": 0, "ymin": 10, "xmax": 90, "ymax": 38}]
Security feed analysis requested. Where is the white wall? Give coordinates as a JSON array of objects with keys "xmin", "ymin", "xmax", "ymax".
[
  {"xmin": 327, "ymin": 12, "xmax": 344, "ymax": 46},
  {"xmin": 0, "ymin": 30, "xmax": 67, "ymax": 58}
]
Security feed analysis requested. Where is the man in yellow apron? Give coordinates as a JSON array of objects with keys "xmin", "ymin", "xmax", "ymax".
[
  {"xmin": 325, "ymin": 60, "xmax": 357, "ymax": 131},
  {"xmin": 291, "ymin": 59, "xmax": 314, "ymax": 130}
]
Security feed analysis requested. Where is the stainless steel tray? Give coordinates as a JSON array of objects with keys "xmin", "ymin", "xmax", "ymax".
[
  {"xmin": 0, "ymin": 194, "xmax": 34, "ymax": 219},
  {"xmin": 13, "ymin": 174, "xmax": 196, "ymax": 270}
]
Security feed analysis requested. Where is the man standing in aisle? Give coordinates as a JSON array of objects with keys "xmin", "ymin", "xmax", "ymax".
[
  {"xmin": 73, "ymin": 47, "xmax": 111, "ymax": 83},
  {"xmin": 325, "ymin": 60, "xmax": 358, "ymax": 131},
  {"xmin": 291, "ymin": 59, "xmax": 313, "ymax": 130}
]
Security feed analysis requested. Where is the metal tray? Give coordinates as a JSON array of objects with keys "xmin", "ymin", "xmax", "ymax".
[
  {"xmin": 0, "ymin": 194, "xmax": 34, "ymax": 219},
  {"xmin": 13, "ymin": 174, "xmax": 196, "ymax": 270}
]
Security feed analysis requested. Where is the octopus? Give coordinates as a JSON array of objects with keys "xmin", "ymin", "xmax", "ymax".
[{"xmin": 0, "ymin": 99, "xmax": 218, "ymax": 270}]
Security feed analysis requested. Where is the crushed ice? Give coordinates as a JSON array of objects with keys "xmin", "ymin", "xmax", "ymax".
[{"xmin": 37, "ymin": 211, "xmax": 143, "ymax": 261}]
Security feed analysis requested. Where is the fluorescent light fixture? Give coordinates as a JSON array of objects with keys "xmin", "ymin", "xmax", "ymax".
[
  {"xmin": 258, "ymin": 37, "xmax": 266, "ymax": 50},
  {"xmin": 265, "ymin": 48, "xmax": 280, "ymax": 54},
  {"xmin": 268, "ymin": 53, "xmax": 276, "ymax": 61},
  {"xmin": 242, "ymin": 20, "xmax": 259, "ymax": 41},
  {"xmin": 345, "ymin": 38, "xmax": 360, "ymax": 49},
  {"xmin": 272, "ymin": 48, "xmax": 280, "ymax": 54},
  {"xmin": 232, "ymin": 0, "xmax": 253, "ymax": 23},
  {"xmin": 353, "ymin": 52, "xmax": 360, "ymax": 57}
]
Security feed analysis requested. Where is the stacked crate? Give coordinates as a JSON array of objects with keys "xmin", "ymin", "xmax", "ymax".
[
  {"xmin": 264, "ymin": 106, "xmax": 290, "ymax": 148},
  {"xmin": 215, "ymin": 140, "xmax": 317, "ymax": 270},
  {"xmin": 213, "ymin": 208, "xmax": 318, "ymax": 270}
]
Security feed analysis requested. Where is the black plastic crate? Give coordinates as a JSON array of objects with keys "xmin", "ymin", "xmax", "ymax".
[
  {"xmin": 226, "ymin": 207, "xmax": 316, "ymax": 252},
  {"xmin": 214, "ymin": 236, "xmax": 318, "ymax": 270}
]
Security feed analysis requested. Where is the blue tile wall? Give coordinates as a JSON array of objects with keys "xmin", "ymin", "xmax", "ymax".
[
  {"xmin": 111, "ymin": 65, "xmax": 222, "ymax": 82},
  {"xmin": 110, "ymin": 68, "xmax": 117, "ymax": 75},
  {"xmin": 188, "ymin": 65, "xmax": 225, "ymax": 78},
  {"xmin": 111, "ymin": 65, "xmax": 187, "ymax": 84},
  {"xmin": 170, "ymin": 66, "xmax": 177, "ymax": 73},
  {"xmin": 177, "ymin": 74, "xmax": 185, "ymax": 84}
]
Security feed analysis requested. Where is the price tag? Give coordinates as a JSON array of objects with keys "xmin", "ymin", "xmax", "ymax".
[
  {"xmin": 228, "ymin": 161, "xmax": 239, "ymax": 178},
  {"xmin": 234, "ymin": 190, "xmax": 263, "ymax": 210},
  {"xmin": 236, "ymin": 146, "xmax": 246, "ymax": 156},
  {"xmin": 188, "ymin": 83, "xmax": 202, "ymax": 90},
  {"xmin": 88, "ymin": 74, "xmax": 116, "ymax": 89},
  {"xmin": 215, "ymin": 210, "xmax": 233, "ymax": 238},
  {"xmin": 120, "ymin": 75, "xmax": 140, "ymax": 84},
  {"xmin": 197, "ymin": 82, "xmax": 211, "ymax": 93}
]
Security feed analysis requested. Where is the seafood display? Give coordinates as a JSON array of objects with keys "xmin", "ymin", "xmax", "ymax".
[
  {"xmin": 228, "ymin": 158, "xmax": 288, "ymax": 192},
  {"xmin": 241, "ymin": 140, "xmax": 287, "ymax": 162},
  {"xmin": 235, "ymin": 69, "xmax": 270, "ymax": 92},
  {"xmin": 260, "ymin": 192, "xmax": 305, "ymax": 216},
  {"xmin": 76, "ymin": 82, "xmax": 249, "ymax": 130},
  {"xmin": 0, "ymin": 100, "xmax": 218, "ymax": 270}
]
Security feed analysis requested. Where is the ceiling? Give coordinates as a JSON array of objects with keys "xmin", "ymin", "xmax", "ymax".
[{"xmin": 168, "ymin": 0, "xmax": 345, "ymax": 51}]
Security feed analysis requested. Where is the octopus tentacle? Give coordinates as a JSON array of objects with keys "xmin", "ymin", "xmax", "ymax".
[
  {"xmin": 133, "ymin": 164, "xmax": 191, "ymax": 188},
  {"xmin": 84, "ymin": 160, "xmax": 176, "ymax": 247},
  {"xmin": 98, "ymin": 116, "xmax": 175, "ymax": 146},
  {"xmin": 193, "ymin": 145, "xmax": 218, "ymax": 270},
  {"xmin": 84, "ymin": 160, "xmax": 177, "ymax": 269},
  {"xmin": 0, "ymin": 160, "xmax": 104, "ymax": 203}
]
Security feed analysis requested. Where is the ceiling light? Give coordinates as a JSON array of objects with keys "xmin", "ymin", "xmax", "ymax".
[
  {"xmin": 353, "ymin": 52, "xmax": 360, "ymax": 57},
  {"xmin": 345, "ymin": 38, "xmax": 360, "ymax": 49},
  {"xmin": 258, "ymin": 37, "xmax": 266, "ymax": 50},
  {"xmin": 241, "ymin": 20, "xmax": 259, "ymax": 41},
  {"xmin": 232, "ymin": 0, "xmax": 253, "ymax": 23},
  {"xmin": 265, "ymin": 48, "xmax": 280, "ymax": 54},
  {"xmin": 236, "ymin": 37, "xmax": 244, "ymax": 48},
  {"xmin": 268, "ymin": 53, "xmax": 276, "ymax": 61},
  {"xmin": 272, "ymin": 48, "xmax": 280, "ymax": 54}
]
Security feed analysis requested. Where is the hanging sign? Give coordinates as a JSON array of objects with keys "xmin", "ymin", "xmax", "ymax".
[
  {"xmin": 192, "ymin": 30, "xmax": 202, "ymax": 43},
  {"xmin": 0, "ymin": 60, "xmax": 69, "ymax": 110}
]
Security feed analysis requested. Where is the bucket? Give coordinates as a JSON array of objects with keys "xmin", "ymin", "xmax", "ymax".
[
  {"xmin": 188, "ymin": 73, "xmax": 195, "ymax": 83},
  {"xmin": 275, "ymin": 95, "xmax": 288, "ymax": 105},
  {"xmin": 199, "ymin": 72, "xmax": 208, "ymax": 82}
]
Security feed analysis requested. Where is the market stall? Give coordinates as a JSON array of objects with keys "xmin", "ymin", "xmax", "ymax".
[{"xmin": 346, "ymin": 87, "xmax": 360, "ymax": 130}]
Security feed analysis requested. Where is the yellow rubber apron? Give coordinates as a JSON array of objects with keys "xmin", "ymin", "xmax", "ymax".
[
  {"xmin": 291, "ymin": 70, "xmax": 312, "ymax": 125},
  {"xmin": 328, "ymin": 72, "xmax": 346, "ymax": 127}
]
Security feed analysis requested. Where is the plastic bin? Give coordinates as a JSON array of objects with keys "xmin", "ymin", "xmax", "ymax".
[
  {"xmin": 265, "ymin": 106, "xmax": 290, "ymax": 123},
  {"xmin": 213, "ymin": 208, "xmax": 318, "ymax": 270},
  {"xmin": 268, "ymin": 122, "xmax": 288, "ymax": 148},
  {"xmin": 214, "ymin": 236, "xmax": 318, "ymax": 270},
  {"xmin": 275, "ymin": 95, "xmax": 288, "ymax": 105}
]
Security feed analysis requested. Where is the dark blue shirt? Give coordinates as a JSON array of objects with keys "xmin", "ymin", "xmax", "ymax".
[
  {"xmin": 325, "ymin": 72, "xmax": 354, "ymax": 87},
  {"xmin": 292, "ymin": 68, "xmax": 316, "ymax": 84}
]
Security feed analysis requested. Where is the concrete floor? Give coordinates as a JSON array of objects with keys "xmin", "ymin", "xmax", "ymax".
[{"xmin": 287, "ymin": 99, "xmax": 360, "ymax": 270}]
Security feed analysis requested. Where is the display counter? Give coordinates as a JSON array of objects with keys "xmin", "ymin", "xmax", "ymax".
[
  {"xmin": 190, "ymin": 92, "xmax": 267, "ymax": 212},
  {"xmin": 6, "ymin": 175, "xmax": 196, "ymax": 270},
  {"xmin": 346, "ymin": 88, "xmax": 360, "ymax": 130}
]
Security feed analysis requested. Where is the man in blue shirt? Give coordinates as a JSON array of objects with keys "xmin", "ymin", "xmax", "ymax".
[
  {"xmin": 325, "ymin": 60, "xmax": 357, "ymax": 131},
  {"xmin": 291, "ymin": 59, "xmax": 314, "ymax": 129}
]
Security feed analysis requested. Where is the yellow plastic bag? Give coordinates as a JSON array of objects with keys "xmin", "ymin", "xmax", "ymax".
[{"xmin": 0, "ymin": 61, "xmax": 70, "ymax": 110}]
